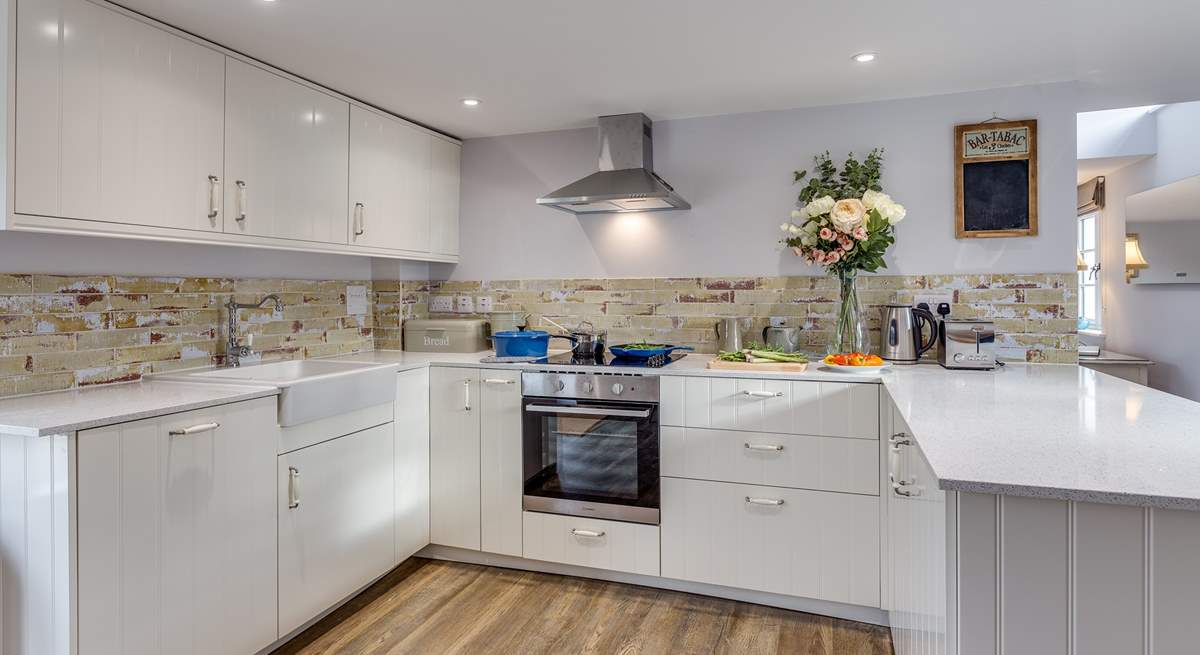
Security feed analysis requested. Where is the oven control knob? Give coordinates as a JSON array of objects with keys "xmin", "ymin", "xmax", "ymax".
[
  {"xmin": 555, "ymin": 379, "xmax": 566, "ymax": 392},
  {"xmin": 953, "ymin": 352, "xmax": 965, "ymax": 363},
  {"xmin": 582, "ymin": 381, "xmax": 594, "ymax": 393},
  {"xmin": 611, "ymin": 382, "xmax": 624, "ymax": 395}
]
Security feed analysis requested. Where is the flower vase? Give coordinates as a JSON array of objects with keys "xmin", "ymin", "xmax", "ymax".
[{"xmin": 830, "ymin": 270, "xmax": 870, "ymax": 354}]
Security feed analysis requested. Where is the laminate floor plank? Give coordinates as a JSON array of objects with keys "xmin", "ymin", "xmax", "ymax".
[{"xmin": 275, "ymin": 558, "xmax": 894, "ymax": 655}]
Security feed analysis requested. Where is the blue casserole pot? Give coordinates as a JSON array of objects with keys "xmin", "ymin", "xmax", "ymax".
[{"xmin": 490, "ymin": 330, "xmax": 566, "ymax": 358}]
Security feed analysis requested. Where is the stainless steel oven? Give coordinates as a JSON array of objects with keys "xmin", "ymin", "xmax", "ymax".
[{"xmin": 521, "ymin": 371, "xmax": 660, "ymax": 525}]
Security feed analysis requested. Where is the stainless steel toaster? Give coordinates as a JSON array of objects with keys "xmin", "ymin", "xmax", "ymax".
[{"xmin": 937, "ymin": 319, "xmax": 996, "ymax": 370}]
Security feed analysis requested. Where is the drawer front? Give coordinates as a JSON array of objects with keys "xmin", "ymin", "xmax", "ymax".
[
  {"xmin": 661, "ymin": 477, "xmax": 880, "ymax": 608},
  {"xmin": 661, "ymin": 426, "xmax": 878, "ymax": 495},
  {"xmin": 522, "ymin": 511, "xmax": 659, "ymax": 576},
  {"xmin": 668, "ymin": 376, "xmax": 879, "ymax": 438}
]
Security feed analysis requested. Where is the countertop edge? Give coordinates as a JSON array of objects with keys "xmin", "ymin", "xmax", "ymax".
[{"xmin": 936, "ymin": 477, "xmax": 1200, "ymax": 511}]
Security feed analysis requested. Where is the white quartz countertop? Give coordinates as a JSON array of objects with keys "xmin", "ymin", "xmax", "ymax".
[
  {"xmin": 0, "ymin": 379, "xmax": 279, "ymax": 437},
  {"xmin": 883, "ymin": 364, "xmax": 1200, "ymax": 509}
]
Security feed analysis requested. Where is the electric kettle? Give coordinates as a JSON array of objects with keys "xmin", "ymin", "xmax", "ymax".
[{"xmin": 879, "ymin": 304, "xmax": 937, "ymax": 364}]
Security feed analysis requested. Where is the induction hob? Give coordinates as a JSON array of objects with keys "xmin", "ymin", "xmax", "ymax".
[{"xmin": 543, "ymin": 350, "xmax": 686, "ymax": 369}]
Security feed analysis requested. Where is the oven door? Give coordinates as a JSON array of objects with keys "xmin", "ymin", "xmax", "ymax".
[{"xmin": 522, "ymin": 397, "xmax": 660, "ymax": 525}]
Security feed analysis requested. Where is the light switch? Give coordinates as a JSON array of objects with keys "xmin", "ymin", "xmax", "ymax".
[
  {"xmin": 346, "ymin": 285, "xmax": 368, "ymax": 315},
  {"xmin": 430, "ymin": 295, "xmax": 454, "ymax": 313},
  {"xmin": 477, "ymin": 296, "xmax": 494, "ymax": 313},
  {"xmin": 455, "ymin": 295, "xmax": 474, "ymax": 313}
]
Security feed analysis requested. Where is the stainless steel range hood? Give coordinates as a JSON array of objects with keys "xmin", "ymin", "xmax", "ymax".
[{"xmin": 536, "ymin": 113, "xmax": 690, "ymax": 214}]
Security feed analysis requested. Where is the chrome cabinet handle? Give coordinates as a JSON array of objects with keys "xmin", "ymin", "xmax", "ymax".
[
  {"xmin": 742, "ymin": 390, "xmax": 784, "ymax": 398},
  {"xmin": 288, "ymin": 466, "xmax": 301, "ymax": 509},
  {"xmin": 892, "ymin": 481, "xmax": 922, "ymax": 497},
  {"xmin": 168, "ymin": 422, "xmax": 220, "ymax": 436},
  {"xmin": 745, "ymin": 496, "xmax": 785, "ymax": 506},
  {"xmin": 525, "ymin": 405, "xmax": 651, "ymax": 419},
  {"xmin": 354, "ymin": 202, "xmax": 365, "ymax": 237},
  {"xmin": 235, "ymin": 180, "xmax": 247, "ymax": 222},
  {"xmin": 744, "ymin": 443, "xmax": 784, "ymax": 452},
  {"xmin": 483, "ymin": 378, "xmax": 515, "ymax": 385},
  {"xmin": 463, "ymin": 379, "xmax": 471, "ymax": 411},
  {"xmin": 207, "ymin": 175, "xmax": 220, "ymax": 220},
  {"xmin": 889, "ymin": 432, "xmax": 912, "ymax": 447},
  {"xmin": 570, "ymin": 528, "xmax": 606, "ymax": 538}
]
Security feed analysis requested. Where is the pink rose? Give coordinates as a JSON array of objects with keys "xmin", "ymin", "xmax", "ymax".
[
  {"xmin": 819, "ymin": 227, "xmax": 834, "ymax": 241},
  {"xmin": 813, "ymin": 250, "xmax": 827, "ymax": 263},
  {"xmin": 838, "ymin": 236, "xmax": 853, "ymax": 250},
  {"xmin": 852, "ymin": 226, "xmax": 868, "ymax": 241},
  {"xmin": 827, "ymin": 251, "xmax": 841, "ymax": 264}
]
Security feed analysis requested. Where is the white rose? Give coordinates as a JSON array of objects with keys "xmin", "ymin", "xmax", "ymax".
[
  {"xmin": 829, "ymin": 198, "xmax": 866, "ymax": 233},
  {"xmin": 779, "ymin": 223, "xmax": 791, "ymax": 233},
  {"xmin": 790, "ymin": 209, "xmax": 806, "ymax": 220},
  {"xmin": 801, "ymin": 234, "xmax": 816, "ymax": 247},
  {"xmin": 803, "ymin": 221, "xmax": 819, "ymax": 234},
  {"xmin": 861, "ymin": 189, "xmax": 893, "ymax": 211},
  {"xmin": 880, "ymin": 201, "xmax": 907, "ymax": 224},
  {"xmin": 788, "ymin": 224, "xmax": 803, "ymax": 235},
  {"xmin": 805, "ymin": 195, "xmax": 835, "ymax": 217}
]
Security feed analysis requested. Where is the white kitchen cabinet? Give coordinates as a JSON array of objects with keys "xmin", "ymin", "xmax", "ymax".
[
  {"xmin": 670, "ymin": 377, "xmax": 879, "ymax": 438},
  {"xmin": 224, "ymin": 58, "xmax": 350, "ymax": 244},
  {"xmin": 395, "ymin": 368, "xmax": 431, "ymax": 563},
  {"xmin": 429, "ymin": 138, "xmax": 462, "ymax": 257},
  {"xmin": 429, "ymin": 367, "xmax": 482, "ymax": 550},
  {"xmin": 661, "ymin": 476, "xmax": 880, "ymax": 608},
  {"xmin": 75, "ymin": 397, "xmax": 278, "ymax": 655},
  {"xmin": 522, "ymin": 511, "xmax": 659, "ymax": 576},
  {"xmin": 277, "ymin": 423, "xmax": 395, "ymax": 637},
  {"xmin": 348, "ymin": 106, "xmax": 431, "ymax": 252},
  {"xmin": 479, "ymin": 370, "xmax": 524, "ymax": 556},
  {"xmin": 15, "ymin": 0, "xmax": 225, "ymax": 231}
]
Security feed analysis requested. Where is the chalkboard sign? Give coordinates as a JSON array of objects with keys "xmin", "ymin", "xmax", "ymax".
[{"xmin": 955, "ymin": 119, "xmax": 1038, "ymax": 238}]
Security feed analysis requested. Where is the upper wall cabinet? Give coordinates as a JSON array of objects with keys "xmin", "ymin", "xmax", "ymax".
[
  {"xmin": 6, "ymin": 0, "xmax": 460, "ymax": 262},
  {"xmin": 224, "ymin": 59, "xmax": 350, "ymax": 244},
  {"xmin": 348, "ymin": 106, "xmax": 431, "ymax": 253},
  {"xmin": 430, "ymin": 138, "xmax": 462, "ymax": 257},
  {"xmin": 15, "ymin": 0, "xmax": 225, "ymax": 231}
]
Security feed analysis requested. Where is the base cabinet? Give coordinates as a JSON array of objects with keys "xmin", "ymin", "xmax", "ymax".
[
  {"xmin": 522, "ymin": 511, "xmax": 660, "ymax": 576},
  {"xmin": 395, "ymin": 368, "xmax": 431, "ymax": 563},
  {"xmin": 277, "ymin": 423, "xmax": 395, "ymax": 636},
  {"xmin": 75, "ymin": 398, "xmax": 278, "ymax": 655},
  {"xmin": 661, "ymin": 477, "xmax": 880, "ymax": 608}
]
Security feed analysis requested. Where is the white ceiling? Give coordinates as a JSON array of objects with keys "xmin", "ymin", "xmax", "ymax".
[{"xmin": 114, "ymin": 0, "xmax": 1200, "ymax": 139}]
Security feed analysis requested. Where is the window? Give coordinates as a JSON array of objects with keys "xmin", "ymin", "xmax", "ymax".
[{"xmin": 1077, "ymin": 211, "xmax": 1101, "ymax": 331}]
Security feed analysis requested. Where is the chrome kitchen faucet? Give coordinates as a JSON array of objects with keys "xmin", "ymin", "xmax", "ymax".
[{"xmin": 224, "ymin": 294, "xmax": 284, "ymax": 367}]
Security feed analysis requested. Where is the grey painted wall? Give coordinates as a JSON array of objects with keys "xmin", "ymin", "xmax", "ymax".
[
  {"xmin": 447, "ymin": 82, "xmax": 1078, "ymax": 280},
  {"xmin": 1101, "ymin": 101, "xmax": 1200, "ymax": 401}
]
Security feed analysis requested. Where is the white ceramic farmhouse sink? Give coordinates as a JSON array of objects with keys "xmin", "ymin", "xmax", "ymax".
[{"xmin": 166, "ymin": 359, "xmax": 398, "ymax": 427}]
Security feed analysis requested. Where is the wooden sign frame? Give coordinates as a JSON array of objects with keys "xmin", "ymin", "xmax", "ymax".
[{"xmin": 954, "ymin": 119, "xmax": 1038, "ymax": 238}]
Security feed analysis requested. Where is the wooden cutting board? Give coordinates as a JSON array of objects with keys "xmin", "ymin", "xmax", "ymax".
[{"xmin": 706, "ymin": 359, "xmax": 809, "ymax": 373}]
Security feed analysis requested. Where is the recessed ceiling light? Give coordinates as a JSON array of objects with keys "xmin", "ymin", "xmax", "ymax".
[
  {"xmin": 461, "ymin": 98, "xmax": 481, "ymax": 107},
  {"xmin": 852, "ymin": 52, "xmax": 877, "ymax": 63}
]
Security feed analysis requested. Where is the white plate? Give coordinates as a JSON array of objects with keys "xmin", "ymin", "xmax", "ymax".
[{"xmin": 821, "ymin": 361, "xmax": 892, "ymax": 374}]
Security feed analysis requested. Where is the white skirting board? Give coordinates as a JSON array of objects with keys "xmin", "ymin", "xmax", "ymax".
[{"xmin": 418, "ymin": 544, "xmax": 889, "ymax": 627}]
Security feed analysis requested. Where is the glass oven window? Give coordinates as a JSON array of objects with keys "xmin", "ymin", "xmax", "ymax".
[{"xmin": 543, "ymin": 414, "xmax": 639, "ymax": 499}]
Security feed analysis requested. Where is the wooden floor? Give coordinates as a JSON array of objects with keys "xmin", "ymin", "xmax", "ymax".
[{"xmin": 275, "ymin": 558, "xmax": 894, "ymax": 655}]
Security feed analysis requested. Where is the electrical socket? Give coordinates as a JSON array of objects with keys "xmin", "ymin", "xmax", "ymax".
[
  {"xmin": 914, "ymin": 293, "xmax": 953, "ymax": 312},
  {"xmin": 476, "ymin": 296, "xmax": 494, "ymax": 313},
  {"xmin": 430, "ymin": 295, "xmax": 454, "ymax": 313},
  {"xmin": 455, "ymin": 295, "xmax": 474, "ymax": 313}
]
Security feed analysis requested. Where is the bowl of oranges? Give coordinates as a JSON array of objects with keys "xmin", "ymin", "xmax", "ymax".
[{"xmin": 822, "ymin": 352, "xmax": 890, "ymax": 373}]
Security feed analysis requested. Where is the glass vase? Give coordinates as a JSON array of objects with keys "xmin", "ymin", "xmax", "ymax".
[{"xmin": 830, "ymin": 269, "xmax": 870, "ymax": 354}]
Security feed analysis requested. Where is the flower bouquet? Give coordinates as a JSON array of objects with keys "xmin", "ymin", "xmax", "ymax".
[{"xmin": 779, "ymin": 149, "xmax": 906, "ymax": 353}]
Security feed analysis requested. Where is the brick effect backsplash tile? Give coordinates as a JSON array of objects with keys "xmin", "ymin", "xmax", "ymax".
[
  {"xmin": 0, "ymin": 274, "xmax": 374, "ymax": 398},
  {"xmin": 399, "ymin": 273, "xmax": 1076, "ymax": 363}
]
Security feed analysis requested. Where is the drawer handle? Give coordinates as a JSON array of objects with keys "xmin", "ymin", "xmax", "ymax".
[
  {"xmin": 744, "ymin": 443, "xmax": 784, "ymax": 452},
  {"xmin": 742, "ymin": 390, "xmax": 784, "ymax": 398},
  {"xmin": 892, "ymin": 481, "xmax": 922, "ymax": 497},
  {"xmin": 483, "ymin": 378, "xmax": 516, "ymax": 385},
  {"xmin": 889, "ymin": 432, "xmax": 912, "ymax": 447},
  {"xmin": 288, "ymin": 466, "xmax": 301, "ymax": 509},
  {"xmin": 745, "ymin": 496, "xmax": 785, "ymax": 506},
  {"xmin": 168, "ymin": 422, "xmax": 220, "ymax": 436},
  {"xmin": 570, "ymin": 528, "xmax": 606, "ymax": 538}
]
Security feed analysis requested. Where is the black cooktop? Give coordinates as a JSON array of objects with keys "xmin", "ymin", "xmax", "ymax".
[{"xmin": 543, "ymin": 351, "xmax": 687, "ymax": 368}]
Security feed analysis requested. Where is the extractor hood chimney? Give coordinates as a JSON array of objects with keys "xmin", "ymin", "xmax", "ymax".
[{"xmin": 536, "ymin": 113, "xmax": 690, "ymax": 214}]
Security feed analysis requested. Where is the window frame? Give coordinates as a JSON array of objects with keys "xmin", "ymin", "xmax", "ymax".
[{"xmin": 1077, "ymin": 210, "xmax": 1102, "ymax": 332}]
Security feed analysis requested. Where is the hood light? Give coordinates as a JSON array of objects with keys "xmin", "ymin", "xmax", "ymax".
[
  {"xmin": 852, "ymin": 52, "xmax": 877, "ymax": 63},
  {"xmin": 461, "ymin": 98, "xmax": 481, "ymax": 107}
]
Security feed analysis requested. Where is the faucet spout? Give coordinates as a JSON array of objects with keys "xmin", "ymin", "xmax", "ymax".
[{"xmin": 224, "ymin": 294, "xmax": 285, "ymax": 367}]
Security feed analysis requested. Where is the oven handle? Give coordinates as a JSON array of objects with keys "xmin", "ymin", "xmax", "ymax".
[{"xmin": 525, "ymin": 404, "xmax": 652, "ymax": 419}]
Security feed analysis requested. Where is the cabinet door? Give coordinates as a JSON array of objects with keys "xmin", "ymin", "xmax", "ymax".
[
  {"xmin": 429, "ymin": 366, "xmax": 481, "ymax": 550},
  {"xmin": 348, "ymin": 106, "xmax": 431, "ymax": 252},
  {"xmin": 429, "ymin": 138, "xmax": 461, "ymax": 257},
  {"xmin": 661, "ymin": 476, "xmax": 880, "ymax": 608},
  {"xmin": 278, "ymin": 423, "xmax": 394, "ymax": 636},
  {"xmin": 16, "ymin": 0, "xmax": 224, "ymax": 231},
  {"xmin": 224, "ymin": 58, "xmax": 349, "ymax": 243},
  {"xmin": 479, "ymin": 370, "xmax": 523, "ymax": 556},
  {"xmin": 395, "ymin": 367, "xmax": 431, "ymax": 563},
  {"xmin": 76, "ymin": 398, "xmax": 278, "ymax": 655}
]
